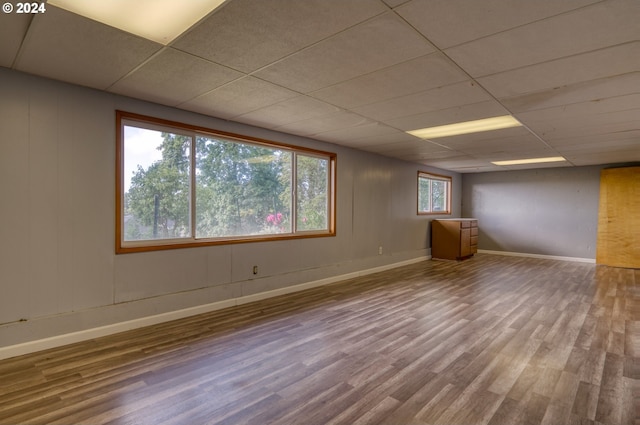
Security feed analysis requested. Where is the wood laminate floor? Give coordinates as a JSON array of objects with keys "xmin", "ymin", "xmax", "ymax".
[{"xmin": 0, "ymin": 254, "xmax": 638, "ymax": 425}]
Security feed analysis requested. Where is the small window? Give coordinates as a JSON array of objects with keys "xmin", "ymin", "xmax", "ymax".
[
  {"xmin": 417, "ymin": 172, "xmax": 451, "ymax": 215},
  {"xmin": 117, "ymin": 111, "xmax": 336, "ymax": 253}
]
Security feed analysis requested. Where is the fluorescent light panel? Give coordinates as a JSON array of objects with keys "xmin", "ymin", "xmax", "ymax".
[
  {"xmin": 407, "ymin": 115, "xmax": 522, "ymax": 139},
  {"xmin": 492, "ymin": 157, "xmax": 566, "ymax": 166},
  {"xmin": 48, "ymin": 0, "xmax": 226, "ymax": 45}
]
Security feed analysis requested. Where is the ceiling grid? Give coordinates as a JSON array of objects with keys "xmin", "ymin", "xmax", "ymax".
[{"xmin": 0, "ymin": 0, "xmax": 637, "ymax": 172}]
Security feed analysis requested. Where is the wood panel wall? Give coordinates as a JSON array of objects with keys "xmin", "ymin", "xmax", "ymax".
[{"xmin": 596, "ymin": 166, "xmax": 640, "ymax": 268}]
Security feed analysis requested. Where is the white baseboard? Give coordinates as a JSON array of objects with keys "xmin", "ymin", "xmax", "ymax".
[
  {"xmin": 237, "ymin": 256, "xmax": 429, "ymax": 304},
  {"xmin": 0, "ymin": 256, "xmax": 429, "ymax": 361},
  {"xmin": 478, "ymin": 249, "xmax": 595, "ymax": 264}
]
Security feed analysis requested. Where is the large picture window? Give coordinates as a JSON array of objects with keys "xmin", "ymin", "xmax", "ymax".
[
  {"xmin": 417, "ymin": 171, "xmax": 451, "ymax": 215},
  {"xmin": 117, "ymin": 111, "xmax": 336, "ymax": 253}
]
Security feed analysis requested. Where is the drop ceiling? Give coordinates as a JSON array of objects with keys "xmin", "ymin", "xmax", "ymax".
[{"xmin": 1, "ymin": 0, "xmax": 638, "ymax": 172}]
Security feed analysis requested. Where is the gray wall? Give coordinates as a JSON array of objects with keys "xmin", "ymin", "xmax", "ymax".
[
  {"xmin": 0, "ymin": 68, "xmax": 460, "ymax": 348},
  {"xmin": 461, "ymin": 166, "xmax": 603, "ymax": 259}
]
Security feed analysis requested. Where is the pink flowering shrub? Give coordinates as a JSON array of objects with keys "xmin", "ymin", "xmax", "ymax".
[
  {"xmin": 264, "ymin": 212, "xmax": 288, "ymax": 233},
  {"xmin": 266, "ymin": 212, "xmax": 283, "ymax": 225}
]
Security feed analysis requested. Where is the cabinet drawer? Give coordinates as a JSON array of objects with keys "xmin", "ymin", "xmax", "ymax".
[
  {"xmin": 470, "ymin": 227, "xmax": 478, "ymax": 237},
  {"xmin": 470, "ymin": 236, "xmax": 478, "ymax": 246},
  {"xmin": 460, "ymin": 228, "xmax": 472, "ymax": 256}
]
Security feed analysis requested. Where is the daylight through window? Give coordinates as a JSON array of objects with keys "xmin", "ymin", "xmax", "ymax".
[
  {"xmin": 417, "ymin": 172, "xmax": 451, "ymax": 215},
  {"xmin": 117, "ymin": 111, "xmax": 336, "ymax": 253}
]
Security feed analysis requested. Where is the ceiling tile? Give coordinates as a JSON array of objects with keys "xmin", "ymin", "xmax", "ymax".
[
  {"xmin": 445, "ymin": 0, "xmax": 640, "ymax": 77},
  {"xmin": 457, "ymin": 139, "xmax": 552, "ymax": 156},
  {"xmin": 397, "ymin": 0, "xmax": 599, "ymax": 49},
  {"xmin": 562, "ymin": 146, "xmax": 640, "ymax": 166},
  {"xmin": 514, "ymin": 95, "xmax": 640, "ymax": 144},
  {"xmin": 0, "ymin": 12, "xmax": 31, "ymax": 67},
  {"xmin": 523, "ymin": 115, "xmax": 640, "ymax": 141},
  {"xmin": 274, "ymin": 111, "xmax": 373, "ymax": 137},
  {"xmin": 366, "ymin": 139, "xmax": 455, "ymax": 157},
  {"xmin": 15, "ymin": 6, "xmax": 161, "ymax": 90},
  {"xmin": 514, "ymin": 94, "xmax": 640, "ymax": 127},
  {"xmin": 383, "ymin": 100, "xmax": 510, "ymax": 131},
  {"xmin": 310, "ymin": 53, "xmax": 468, "ymax": 109},
  {"xmin": 234, "ymin": 96, "xmax": 342, "ymax": 129},
  {"xmin": 314, "ymin": 122, "xmax": 400, "ymax": 144},
  {"xmin": 502, "ymin": 72, "xmax": 640, "ymax": 113},
  {"xmin": 478, "ymin": 42, "xmax": 640, "ymax": 99},
  {"xmin": 352, "ymin": 81, "xmax": 491, "ymax": 122},
  {"xmin": 565, "ymin": 138, "xmax": 640, "ymax": 153},
  {"xmin": 382, "ymin": 0, "xmax": 412, "ymax": 7},
  {"xmin": 515, "ymin": 94, "xmax": 640, "ymax": 124},
  {"xmin": 546, "ymin": 130, "xmax": 640, "ymax": 148},
  {"xmin": 180, "ymin": 76, "xmax": 298, "ymax": 119},
  {"xmin": 342, "ymin": 131, "xmax": 421, "ymax": 148},
  {"xmin": 431, "ymin": 127, "xmax": 549, "ymax": 154},
  {"xmin": 420, "ymin": 156, "xmax": 499, "ymax": 172},
  {"xmin": 173, "ymin": 0, "xmax": 388, "ymax": 73},
  {"xmin": 476, "ymin": 147, "xmax": 560, "ymax": 162},
  {"xmin": 253, "ymin": 13, "xmax": 435, "ymax": 93},
  {"xmin": 109, "ymin": 48, "xmax": 243, "ymax": 106},
  {"xmin": 451, "ymin": 164, "xmax": 506, "ymax": 173}
]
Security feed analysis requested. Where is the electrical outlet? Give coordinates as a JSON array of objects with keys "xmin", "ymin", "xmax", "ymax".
[
  {"xmin": 378, "ymin": 246, "xmax": 383, "ymax": 255},
  {"xmin": 252, "ymin": 265, "xmax": 258, "ymax": 275}
]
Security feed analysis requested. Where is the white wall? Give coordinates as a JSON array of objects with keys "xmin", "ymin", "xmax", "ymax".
[{"xmin": 0, "ymin": 68, "xmax": 460, "ymax": 350}]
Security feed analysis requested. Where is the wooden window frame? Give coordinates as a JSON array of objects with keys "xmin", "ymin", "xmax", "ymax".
[
  {"xmin": 417, "ymin": 171, "xmax": 452, "ymax": 215},
  {"xmin": 116, "ymin": 110, "xmax": 337, "ymax": 254}
]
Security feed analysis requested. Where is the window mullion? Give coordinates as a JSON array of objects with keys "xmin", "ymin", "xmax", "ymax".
[
  {"xmin": 326, "ymin": 161, "xmax": 331, "ymax": 229},
  {"xmin": 429, "ymin": 180, "xmax": 434, "ymax": 213},
  {"xmin": 190, "ymin": 133, "xmax": 196, "ymax": 240},
  {"xmin": 291, "ymin": 152, "xmax": 297, "ymax": 233}
]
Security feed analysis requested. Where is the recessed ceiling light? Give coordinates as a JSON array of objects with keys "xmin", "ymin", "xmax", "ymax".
[
  {"xmin": 407, "ymin": 115, "xmax": 522, "ymax": 139},
  {"xmin": 48, "ymin": 0, "xmax": 227, "ymax": 45},
  {"xmin": 491, "ymin": 157, "xmax": 567, "ymax": 166}
]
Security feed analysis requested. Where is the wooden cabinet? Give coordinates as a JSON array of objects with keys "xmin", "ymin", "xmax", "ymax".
[{"xmin": 431, "ymin": 219, "xmax": 478, "ymax": 261}]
